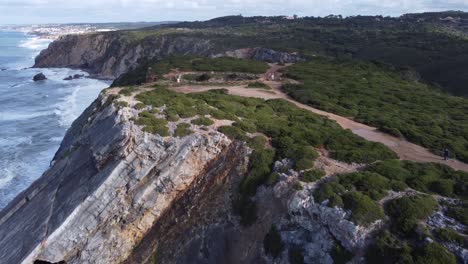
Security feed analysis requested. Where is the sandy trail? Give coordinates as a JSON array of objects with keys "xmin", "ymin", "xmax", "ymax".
[{"xmin": 169, "ymin": 66, "xmax": 468, "ymax": 172}]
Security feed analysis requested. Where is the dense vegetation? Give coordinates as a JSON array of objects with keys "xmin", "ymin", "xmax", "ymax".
[
  {"xmin": 131, "ymin": 86, "xmax": 396, "ymax": 225},
  {"xmin": 312, "ymin": 159, "xmax": 467, "ymax": 263},
  {"xmin": 115, "ymin": 12, "xmax": 468, "ymax": 96},
  {"xmin": 112, "ymin": 56, "xmax": 268, "ymax": 87},
  {"xmin": 283, "ymin": 58, "xmax": 468, "ymax": 162}
]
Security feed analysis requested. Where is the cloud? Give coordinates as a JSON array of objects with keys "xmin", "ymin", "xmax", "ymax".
[{"xmin": 0, "ymin": 0, "xmax": 467, "ymax": 24}]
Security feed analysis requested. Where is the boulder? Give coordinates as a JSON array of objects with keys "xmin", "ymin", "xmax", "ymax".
[
  {"xmin": 73, "ymin": 74, "xmax": 85, "ymax": 79},
  {"xmin": 63, "ymin": 76, "xmax": 73, "ymax": 81},
  {"xmin": 33, "ymin": 73, "xmax": 47, "ymax": 81}
]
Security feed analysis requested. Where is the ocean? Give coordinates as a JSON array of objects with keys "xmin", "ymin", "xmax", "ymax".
[{"xmin": 0, "ymin": 31, "xmax": 109, "ymax": 209}]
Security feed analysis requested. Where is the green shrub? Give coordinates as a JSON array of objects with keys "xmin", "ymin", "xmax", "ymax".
[
  {"xmin": 174, "ymin": 123, "xmax": 193, "ymax": 137},
  {"xmin": 434, "ymin": 228, "xmax": 467, "ymax": 247},
  {"xmin": 218, "ymin": 126, "xmax": 247, "ymax": 141},
  {"xmin": 446, "ymin": 205, "xmax": 468, "ymax": 225},
  {"xmin": 165, "ymin": 110, "xmax": 180, "ymax": 122},
  {"xmin": 134, "ymin": 102, "xmax": 146, "ymax": 110},
  {"xmin": 135, "ymin": 111, "xmax": 169, "ymax": 137},
  {"xmin": 233, "ymin": 120, "xmax": 257, "ymax": 133},
  {"xmin": 314, "ymin": 179, "xmax": 346, "ymax": 204},
  {"xmin": 196, "ymin": 73, "xmax": 211, "ymax": 82},
  {"xmin": 339, "ymin": 172, "xmax": 390, "ymax": 200},
  {"xmin": 247, "ymin": 136, "xmax": 267, "ymax": 150},
  {"xmin": 264, "ymin": 225, "xmax": 284, "ymax": 258},
  {"xmin": 366, "ymin": 231, "xmax": 414, "ymax": 264},
  {"xmin": 430, "ymin": 179, "xmax": 454, "ymax": 197},
  {"xmin": 342, "ymin": 192, "xmax": 385, "ymax": 226},
  {"xmin": 293, "ymin": 181, "xmax": 303, "ymax": 191},
  {"xmin": 414, "ymin": 243, "xmax": 456, "ymax": 264},
  {"xmin": 386, "ymin": 195, "xmax": 438, "ymax": 236},
  {"xmin": 240, "ymin": 149, "xmax": 275, "ymax": 196},
  {"xmin": 103, "ymin": 94, "xmax": 120, "ymax": 109},
  {"xmin": 247, "ymin": 82, "xmax": 270, "ymax": 89},
  {"xmin": 284, "ymin": 59, "xmax": 468, "ymax": 163},
  {"xmin": 119, "ymin": 87, "xmax": 136, "ymax": 96},
  {"xmin": 114, "ymin": 101, "xmax": 128, "ymax": 108},
  {"xmin": 266, "ymin": 172, "xmax": 280, "ymax": 186},
  {"xmin": 300, "ymin": 169, "xmax": 326, "ymax": 182},
  {"xmin": 191, "ymin": 116, "xmax": 214, "ymax": 126}
]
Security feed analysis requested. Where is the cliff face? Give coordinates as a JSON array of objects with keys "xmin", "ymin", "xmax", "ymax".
[
  {"xmin": 0, "ymin": 87, "xmax": 378, "ymax": 264},
  {"xmin": 34, "ymin": 32, "xmax": 302, "ymax": 80},
  {"xmin": 0, "ymin": 92, "xmax": 246, "ymax": 264},
  {"xmin": 34, "ymin": 33, "xmax": 215, "ymax": 79}
]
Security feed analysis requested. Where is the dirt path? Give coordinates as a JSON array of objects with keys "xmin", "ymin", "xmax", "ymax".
[{"xmin": 169, "ymin": 66, "xmax": 468, "ymax": 172}]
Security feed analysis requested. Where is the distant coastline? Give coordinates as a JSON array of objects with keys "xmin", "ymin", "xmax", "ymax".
[{"xmin": 0, "ymin": 21, "xmax": 178, "ymax": 40}]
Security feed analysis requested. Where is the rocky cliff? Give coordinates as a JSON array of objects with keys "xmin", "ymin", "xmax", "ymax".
[
  {"xmin": 34, "ymin": 32, "xmax": 216, "ymax": 79},
  {"xmin": 0, "ymin": 87, "xmax": 377, "ymax": 264},
  {"xmin": 34, "ymin": 31, "xmax": 302, "ymax": 80}
]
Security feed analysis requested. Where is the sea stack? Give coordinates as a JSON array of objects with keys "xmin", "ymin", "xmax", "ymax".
[{"xmin": 33, "ymin": 73, "xmax": 47, "ymax": 81}]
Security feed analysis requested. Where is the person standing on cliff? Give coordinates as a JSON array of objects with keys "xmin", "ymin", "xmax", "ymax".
[{"xmin": 443, "ymin": 148, "xmax": 450, "ymax": 161}]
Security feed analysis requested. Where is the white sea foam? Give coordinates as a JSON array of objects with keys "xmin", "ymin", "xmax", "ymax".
[
  {"xmin": 18, "ymin": 36, "xmax": 51, "ymax": 51},
  {"xmin": 49, "ymin": 137, "xmax": 63, "ymax": 142},
  {"xmin": 0, "ymin": 168, "xmax": 15, "ymax": 189},
  {"xmin": 0, "ymin": 136, "xmax": 32, "ymax": 149},
  {"xmin": 54, "ymin": 86, "xmax": 81, "ymax": 127},
  {"xmin": 0, "ymin": 111, "xmax": 51, "ymax": 121}
]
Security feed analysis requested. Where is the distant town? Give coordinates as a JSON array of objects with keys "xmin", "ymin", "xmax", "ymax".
[{"xmin": 0, "ymin": 22, "xmax": 176, "ymax": 38}]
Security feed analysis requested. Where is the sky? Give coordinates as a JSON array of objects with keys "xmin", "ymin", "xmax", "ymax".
[{"xmin": 0, "ymin": 0, "xmax": 467, "ymax": 24}]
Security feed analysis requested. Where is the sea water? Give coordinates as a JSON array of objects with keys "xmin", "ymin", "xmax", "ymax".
[{"xmin": 0, "ymin": 31, "xmax": 109, "ymax": 209}]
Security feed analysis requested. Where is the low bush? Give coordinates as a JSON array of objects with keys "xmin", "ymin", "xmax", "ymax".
[
  {"xmin": 119, "ymin": 86, "xmax": 136, "ymax": 96},
  {"xmin": 386, "ymin": 195, "xmax": 438, "ymax": 236},
  {"xmin": 247, "ymin": 136, "xmax": 267, "ymax": 150},
  {"xmin": 196, "ymin": 73, "xmax": 211, "ymax": 82},
  {"xmin": 174, "ymin": 123, "xmax": 193, "ymax": 137},
  {"xmin": 240, "ymin": 149, "xmax": 275, "ymax": 196},
  {"xmin": 218, "ymin": 126, "xmax": 247, "ymax": 141},
  {"xmin": 313, "ymin": 179, "xmax": 346, "ymax": 205},
  {"xmin": 434, "ymin": 228, "xmax": 468, "ymax": 247},
  {"xmin": 342, "ymin": 192, "xmax": 385, "ymax": 226},
  {"xmin": 134, "ymin": 102, "xmax": 146, "ymax": 110},
  {"xmin": 191, "ymin": 116, "xmax": 214, "ymax": 126},
  {"xmin": 366, "ymin": 231, "xmax": 414, "ymax": 264},
  {"xmin": 114, "ymin": 101, "xmax": 128, "ymax": 108},
  {"xmin": 339, "ymin": 172, "xmax": 390, "ymax": 201},
  {"xmin": 300, "ymin": 169, "xmax": 326, "ymax": 182},
  {"xmin": 446, "ymin": 205, "xmax": 468, "ymax": 226},
  {"xmin": 247, "ymin": 82, "xmax": 270, "ymax": 89},
  {"xmin": 414, "ymin": 242, "xmax": 456, "ymax": 264},
  {"xmin": 134, "ymin": 111, "xmax": 169, "ymax": 137},
  {"xmin": 284, "ymin": 58, "xmax": 468, "ymax": 163}
]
